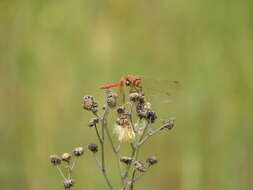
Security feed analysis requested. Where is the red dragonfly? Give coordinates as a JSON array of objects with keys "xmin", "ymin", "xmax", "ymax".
[{"xmin": 99, "ymin": 75, "xmax": 179, "ymax": 105}]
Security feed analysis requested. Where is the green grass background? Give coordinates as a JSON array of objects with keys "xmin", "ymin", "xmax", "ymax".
[{"xmin": 1, "ymin": 0, "xmax": 253, "ymax": 189}]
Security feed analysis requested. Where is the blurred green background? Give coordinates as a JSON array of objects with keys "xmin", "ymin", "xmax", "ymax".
[{"xmin": 1, "ymin": 0, "xmax": 253, "ymax": 189}]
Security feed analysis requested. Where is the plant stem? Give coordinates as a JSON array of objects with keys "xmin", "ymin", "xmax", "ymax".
[
  {"xmin": 104, "ymin": 120, "xmax": 124, "ymax": 182},
  {"xmin": 56, "ymin": 165, "xmax": 67, "ymax": 181},
  {"xmin": 129, "ymin": 169, "xmax": 136, "ymax": 190},
  {"xmin": 99, "ymin": 104, "xmax": 115, "ymax": 190}
]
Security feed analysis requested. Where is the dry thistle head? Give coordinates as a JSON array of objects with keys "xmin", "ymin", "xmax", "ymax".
[
  {"xmin": 73, "ymin": 147, "xmax": 84, "ymax": 157},
  {"xmin": 62, "ymin": 153, "xmax": 71, "ymax": 162},
  {"xmin": 82, "ymin": 95, "xmax": 98, "ymax": 113},
  {"xmin": 63, "ymin": 179, "xmax": 75, "ymax": 189},
  {"xmin": 88, "ymin": 144, "xmax": 98, "ymax": 153},
  {"xmin": 120, "ymin": 157, "xmax": 134, "ymax": 164},
  {"xmin": 50, "ymin": 155, "xmax": 61, "ymax": 165},
  {"xmin": 146, "ymin": 156, "xmax": 158, "ymax": 166}
]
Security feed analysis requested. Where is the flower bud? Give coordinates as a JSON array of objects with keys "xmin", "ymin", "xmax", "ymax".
[
  {"xmin": 116, "ymin": 107, "xmax": 125, "ymax": 114},
  {"xmin": 63, "ymin": 179, "xmax": 74, "ymax": 189},
  {"xmin": 50, "ymin": 155, "xmax": 61, "ymax": 165},
  {"xmin": 88, "ymin": 144, "xmax": 98, "ymax": 153},
  {"xmin": 147, "ymin": 111, "xmax": 157, "ymax": 123},
  {"xmin": 107, "ymin": 92, "xmax": 118, "ymax": 108},
  {"xmin": 88, "ymin": 118, "xmax": 99, "ymax": 127},
  {"xmin": 161, "ymin": 118, "xmax": 175, "ymax": 130},
  {"xmin": 62, "ymin": 153, "xmax": 71, "ymax": 162},
  {"xmin": 134, "ymin": 161, "xmax": 147, "ymax": 172},
  {"xmin": 146, "ymin": 156, "xmax": 158, "ymax": 166},
  {"xmin": 82, "ymin": 96, "xmax": 98, "ymax": 113},
  {"xmin": 129, "ymin": 92, "xmax": 144, "ymax": 103},
  {"xmin": 73, "ymin": 147, "xmax": 84, "ymax": 157},
  {"xmin": 120, "ymin": 157, "xmax": 133, "ymax": 164}
]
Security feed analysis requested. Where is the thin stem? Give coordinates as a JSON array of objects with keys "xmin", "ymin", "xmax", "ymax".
[
  {"xmin": 92, "ymin": 153, "xmax": 102, "ymax": 170},
  {"xmin": 138, "ymin": 125, "xmax": 163, "ymax": 146},
  {"xmin": 98, "ymin": 103, "xmax": 115, "ymax": 190},
  {"xmin": 129, "ymin": 169, "xmax": 136, "ymax": 190},
  {"xmin": 121, "ymin": 121, "xmax": 150, "ymax": 189},
  {"xmin": 94, "ymin": 124, "xmax": 103, "ymax": 144},
  {"xmin": 71, "ymin": 157, "xmax": 78, "ymax": 171},
  {"xmin": 56, "ymin": 165, "xmax": 67, "ymax": 181},
  {"xmin": 104, "ymin": 121, "xmax": 124, "ymax": 181}
]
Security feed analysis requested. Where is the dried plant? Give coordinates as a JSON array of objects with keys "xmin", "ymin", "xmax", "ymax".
[{"xmin": 49, "ymin": 75, "xmax": 176, "ymax": 190}]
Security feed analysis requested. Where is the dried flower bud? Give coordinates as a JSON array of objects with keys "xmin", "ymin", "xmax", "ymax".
[
  {"xmin": 134, "ymin": 161, "xmax": 147, "ymax": 172},
  {"xmin": 63, "ymin": 179, "xmax": 74, "ymax": 189},
  {"xmin": 82, "ymin": 95, "xmax": 98, "ymax": 113},
  {"xmin": 116, "ymin": 107, "xmax": 125, "ymax": 114},
  {"xmin": 62, "ymin": 153, "xmax": 71, "ymax": 162},
  {"xmin": 50, "ymin": 155, "xmax": 61, "ymax": 165},
  {"xmin": 107, "ymin": 91, "xmax": 118, "ymax": 108},
  {"xmin": 73, "ymin": 147, "xmax": 84, "ymax": 157},
  {"xmin": 120, "ymin": 157, "xmax": 133, "ymax": 164},
  {"xmin": 129, "ymin": 92, "xmax": 145, "ymax": 103},
  {"xmin": 88, "ymin": 117, "xmax": 99, "ymax": 127},
  {"xmin": 146, "ymin": 156, "xmax": 158, "ymax": 166},
  {"xmin": 161, "ymin": 118, "xmax": 175, "ymax": 130},
  {"xmin": 147, "ymin": 111, "xmax": 157, "ymax": 123},
  {"xmin": 88, "ymin": 144, "xmax": 98, "ymax": 153}
]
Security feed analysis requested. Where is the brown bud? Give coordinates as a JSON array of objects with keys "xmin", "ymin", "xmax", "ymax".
[
  {"xmin": 134, "ymin": 161, "xmax": 147, "ymax": 172},
  {"xmin": 63, "ymin": 179, "xmax": 74, "ymax": 189},
  {"xmin": 62, "ymin": 153, "xmax": 71, "ymax": 162},
  {"xmin": 82, "ymin": 96, "xmax": 98, "ymax": 113},
  {"xmin": 50, "ymin": 155, "xmax": 61, "ymax": 165},
  {"xmin": 120, "ymin": 157, "xmax": 133, "ymax": 164},
  {"xmin": 88, "ymin": 118, "xmax": 99, "ymax": 127},
  {"xmin": 146, "ymin": 156, "xmax": 158, "ymax": 166},
  {"xmin": 88, "ymin": 144, "xmax": 98, "ymax": 153},
  {"xmin": 107, "ymin": 92, "xmax": 118, "ymax": 108},
  {"xmin": 73, "ymin": 147, "xmax": 84, "ymax": 157},
  {"xmin": 161, "ymin": 118, "xmax": 175, "ymax": 130}
]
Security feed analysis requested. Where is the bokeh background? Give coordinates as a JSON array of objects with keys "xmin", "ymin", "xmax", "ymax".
[{"xmin": 1, "ymin": 0, "xmax": 253, "ymax": 189}]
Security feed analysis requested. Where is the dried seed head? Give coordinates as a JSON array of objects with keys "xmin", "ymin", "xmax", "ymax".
[
  {"xmin": 107, "ymin": 91, "xmax": 118, "ymax": 108},
  {"xmin": 146, "ymin": 156, "xmax": 158, "ymax": 166},
  {"xmin": 62, "ymin": 153, "xmax": 71, "ymax": 162},
  {"xmin": 82, "ymin": 95, "xmax": 98, "ymax": 113},
  {"xmin": 120, "ymin": 157, "xmax": 133, "ymax": 164},
  {"xmin": 73, "ymin": 147, "xmax": 84, "ymax": 157},
  {"xmin": 63, "ymin": 179, "xmax": 74, "ymax": 189},
  {"xmin": 134, "ymin": 161, "xmax": 147, "ymax": 172},
  {"xmin": 50, "ymin": 155, "xmax": 61, "ymax": 165},
  {"xmin": 161, "ymin": 118, "xmax": 175, "ymax": 130},
  {"xmin": 88, "ymin": 144, "xmax": 98, "ymax": 153},
  {"xmin": 88, "ymin": 117, "xmax": 99, "ymax": 127}
]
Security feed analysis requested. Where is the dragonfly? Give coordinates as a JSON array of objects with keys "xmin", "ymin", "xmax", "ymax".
[{"xmin": 99, "ymin": 75, "xmax": 180, "ymax": 105}]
